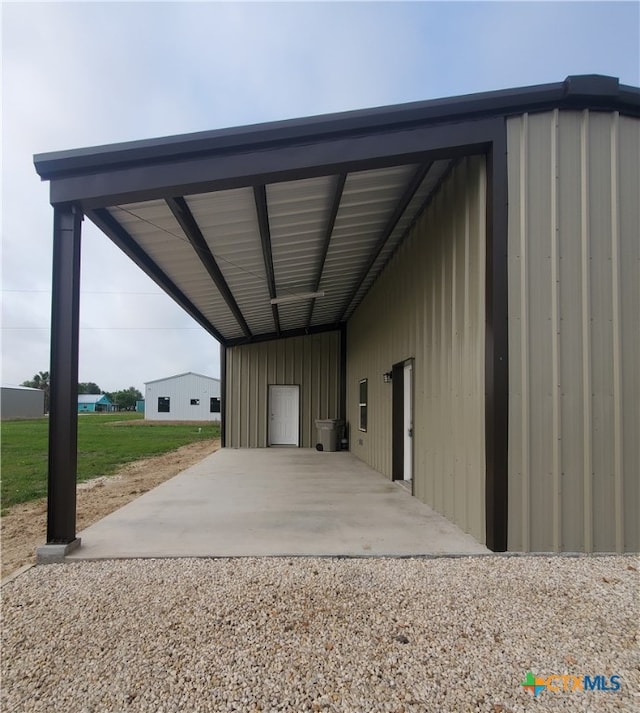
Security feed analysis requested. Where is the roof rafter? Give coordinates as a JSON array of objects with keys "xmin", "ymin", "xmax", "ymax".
[
  {"xmin": 343, "ymin": 159, "xmax": 458, "ymax": 323},
  {"xmin": 253, "ymin": 185, "xmax": 280, "ymax": 336},
  {"xmin": 306, "ymin": 173, "xmax": 346, "ymax": 329},
  {"xmin": 166, "ymin": 197, "xmax": 252, "ymax": 339},
  {"xmin": 338, "ymin": 162, "xmax": 433, "ymax": 323},
  {"xmin": 88, "ymin": 208, "xmax": 227, "ymax": 344},
  {"xmin": 226, "ymin": 322, "xmax": 341, "ymax": 347}
]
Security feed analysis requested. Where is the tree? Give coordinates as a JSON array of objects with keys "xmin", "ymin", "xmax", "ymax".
[
  {"xmin": 21, "ymin": 371, "xmax": 50, "ymax": 412},
  {"xmin": 108, "ymin": 386, "xmax": 143, "ymax": 411},
  {"xmin": 78, "ymin": 382, "xmax": 102, "ymax": 395}
]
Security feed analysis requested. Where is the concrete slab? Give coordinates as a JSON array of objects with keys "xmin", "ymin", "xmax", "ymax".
[{"xmin": 67, "ymin": 448, "xmax": 488, "ymax": 560}]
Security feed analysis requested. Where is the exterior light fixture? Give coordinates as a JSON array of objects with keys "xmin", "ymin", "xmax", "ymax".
[
  {"xmin": 270, "ymin": 291, "xmax": 325, "ymax": 305},
  {"xmin": 383, "ymin": 371, "xmax": 392, "ymax": 383}
]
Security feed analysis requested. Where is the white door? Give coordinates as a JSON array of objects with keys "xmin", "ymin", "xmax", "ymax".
[
  {"xmin": 403, "ymin": 362, "xmax": 413, "ymax": 480},
  {"xmin": 269, "ymin": 385, "xmax": 299, "ymax": 446}
]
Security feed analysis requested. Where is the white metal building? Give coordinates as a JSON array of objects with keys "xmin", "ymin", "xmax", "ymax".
[
  {"xmin": 1, "ymin": 386, "xmax": 45, "ymax": 420},
  {"xmin": 144, "ymin": 372, "xmax": 221, "ymax": 421}
]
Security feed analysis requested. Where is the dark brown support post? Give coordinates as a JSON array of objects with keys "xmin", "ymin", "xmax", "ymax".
[
  {"xmin": 220, "ymin": 342, "xmax": 227, "ymax": 447},
  {"xmin": 484, "ymin": 126, "xmax": 509, "ymax": 552},
  {"xmin": 41, "ymin": 204, "xmax": 83, "ymax": 557}
]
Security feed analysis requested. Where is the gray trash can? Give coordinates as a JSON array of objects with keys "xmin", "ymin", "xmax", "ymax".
[{"xmin": 315, "ymin": 418, "xmax": 343, "ymax": 452}]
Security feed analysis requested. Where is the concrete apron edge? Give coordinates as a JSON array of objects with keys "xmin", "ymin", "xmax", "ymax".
[
  {"xmin": 3, "ymin": 551, "xmax": 635, "ymax": 585},
  {"xmin": 56, "ymin": 551, "xmax": 638, "ymax": 566}
]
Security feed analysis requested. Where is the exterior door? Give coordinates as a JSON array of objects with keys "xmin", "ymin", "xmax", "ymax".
[
  {"xmin": 268, "ymin": 385, "xmax": 300, "ymax": 446},
  {"xmin": 392, "ymin": 358, "xmax": 414, "ymax": 484},
  {"xmin": 403, "ymin": 361, "xmax": 413, "ymax": 481}
]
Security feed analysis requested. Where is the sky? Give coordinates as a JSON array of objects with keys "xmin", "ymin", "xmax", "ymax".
[{"xmin": 1, "ymin": 1, "xmax": 638, "ymax": 394}]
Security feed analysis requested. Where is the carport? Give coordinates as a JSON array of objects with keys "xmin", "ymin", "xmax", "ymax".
[
  {"xmin": 34, "ymin": 74, "xmax": 639, "ymax": 558},
  {"xmin": 35, "ymin": 84, "xmax": 511, "ymax": 559}
]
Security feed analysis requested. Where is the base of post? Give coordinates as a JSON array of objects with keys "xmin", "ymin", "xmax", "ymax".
[{"xmin": 36, "ymin": 538, "xmax": 81, "ymax": 564}]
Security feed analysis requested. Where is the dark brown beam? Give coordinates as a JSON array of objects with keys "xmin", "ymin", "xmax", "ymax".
[
  {"xmin": 47, "ymin": 205, "xmax": 82, "ymax": 544},
  {"xmin": 226, "ymin": 322, "xmax": 340, "ymax": 347},
  {"xmin": 361, "ymin": 159, "xmax": 457, "ymax": 312},
  {"xmin": 88, "ymin": 208, "xmax": 227, "ymax": 345},
  {"xmin": 253, "ymin": 185, "xmax": 280, "ymax": 335},
  {"xmin": 36, "ymin": 75, "xmax": 636, "ymax": 184},
  {"xmin": 338, "ymin": 162, "xmax": 432, "ymax": 322},
  {"xmin": 307, "ymin": 173, "xmax": 346, "ymax": 329},
  {"xmin": 166, "ymin": 197, "xmax": 251, "ymax": 339},
  {"xmin": 47, "ymin": 120, "xmax": 496, "ymax": 209},
  {"xmin": 372, "ymin": 160, "xmax": 457, "ymax": 288}
]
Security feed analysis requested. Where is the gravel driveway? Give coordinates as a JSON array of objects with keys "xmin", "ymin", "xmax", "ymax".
[{"xmin": 2, "ymin": 556, "xmax": 638, "ymax": 712}]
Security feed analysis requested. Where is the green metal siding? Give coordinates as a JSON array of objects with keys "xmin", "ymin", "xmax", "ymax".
[
  {"xmin": 507, "ymin": 110, "xmax": 639, "ymax": 553},
  {"xmin": 347, "ymin": 156, "xmax": 487, "ymax": 544},
  {"xmin": 226, "ymin": 331, "xmax": 341, "ymax": 447}
]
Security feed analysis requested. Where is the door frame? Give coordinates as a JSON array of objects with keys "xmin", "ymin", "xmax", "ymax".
[
  {"xmin": 403, "ymin": 360, "xmax": 413, "ymax": 482},
  {"xmin": 268, "ymin": 384, "xmax": 300, "ymax": 447},
  {"xmin": 392, "ymin": 358, "xmax": 414, "ymax": 491}
]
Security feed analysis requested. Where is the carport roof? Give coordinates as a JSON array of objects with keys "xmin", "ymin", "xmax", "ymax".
[{"xmin": 34, "ymin": 74, "xmax": 639, "ymax": 347}]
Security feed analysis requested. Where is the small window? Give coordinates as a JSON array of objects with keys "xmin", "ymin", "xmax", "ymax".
[
  {"xmin": 190, "ymin": 398, "xmax": 200, "ymax": 406},
  {"xmin": 359, "ymin": 379, "xmax": 368, "ymax": 432},
  {"xmin": 210, "ymin": 397, "xmax": 221, "ymax": 413},
  {"xmin": 158, "ymin": 397, "xmax": 170, "ymax": 413}
]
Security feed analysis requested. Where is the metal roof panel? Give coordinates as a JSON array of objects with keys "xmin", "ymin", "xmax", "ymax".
[
  {"xmin": 269, "ymin": 176, "xmax": 334, "ymax": 296},
  {"xmin": 186, "ymin": 189, "xmax": 275, "ymax": 335},
  {"xmin": 108, "ymin": 202, "xmax": 245, "ymax": 339}
]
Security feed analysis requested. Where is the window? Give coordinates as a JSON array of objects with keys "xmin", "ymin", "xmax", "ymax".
[
  {"xmin": 359, "ymin": 379, "xmax": 368, "ymax": 431},
  {"xmin": 190, "ymin": 398, "xmax": 200, "ymax": 406},
  {"xmin": 158, "ymin": 397, "xmax": 170, "ymax": 413},
  {"xmin": 210, "ymin": 397, "xmax": 221, "ymax": 413}
]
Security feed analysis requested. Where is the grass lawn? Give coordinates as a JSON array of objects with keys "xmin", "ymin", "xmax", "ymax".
[{"xmin": 1, "ymin": 413, "xmax": 220, "ymax": 511}]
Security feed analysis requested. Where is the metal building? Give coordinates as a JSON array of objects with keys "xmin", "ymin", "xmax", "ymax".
[
  {"xmin": 1, "ymin": 386, "xmax": 45, "ymax": 420},
  {"xmin": 77, "ymin": 394, "xmax": 114, "ymax": 413},
  {"xmin": 145, "ymin": 372, "xmax": 221, "ymax": 421},
  {"xmin": 34, "ymin": 75, "xmax": 639, "ymax": 554}
]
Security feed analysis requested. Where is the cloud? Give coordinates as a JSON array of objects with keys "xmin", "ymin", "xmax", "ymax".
[{"xmin": 2, "ymin": 1, "xmax": 638, "ymax": 392}]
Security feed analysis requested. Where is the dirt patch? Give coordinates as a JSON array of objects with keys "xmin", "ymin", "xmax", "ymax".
[{"xmin": 1, "ymin": 438, "xmax": 219, "ymax": 579}]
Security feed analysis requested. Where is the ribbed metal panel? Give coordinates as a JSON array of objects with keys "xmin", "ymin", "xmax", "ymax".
[
  {"xmin": 275, "ymin": 302, "xmax": 313, "ymax": 332},
  {"xmin": 344, "ymin": 159, "xmax": 455, "ymax": 319},
  {"xmin": 507, "ymin": 110, "xmax": 639, "ymax": 553},
  {"xmin": 313, "ymin": 165, "xmax": 416, "ymax": 324},
  {"xmin": 109, "ymin": 201, "xmax": 244, "ymax": 338},
  {"xmin": 0, "ymin": 387, "xmax": 44, "ymax": 420},
  {"xmin": 347, "ymin": 157, "xmax": 487, "ymax": 544},
  {"xmin": 110, "ymin": 165, "xmax": 449, "ymax": 340},
  {"xmin": 268, "ymin": 177, "xmax": 334, "ymax": 330},
  {"xmin": 186, "ymin": 189, "xmax": 275, "ymax": 335},
  {"xmin": 226, "ymin": 331, "xmax": 341, "ymax": 447}
]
